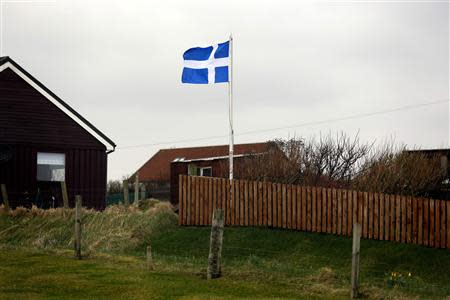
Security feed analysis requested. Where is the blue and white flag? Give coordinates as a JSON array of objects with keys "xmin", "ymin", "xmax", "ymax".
[{"xmin": 182, "ymin": 41, "xmax": 229, "ymax": 84}]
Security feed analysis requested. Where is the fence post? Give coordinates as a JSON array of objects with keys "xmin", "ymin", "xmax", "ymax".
[
  {"xmin": 1, "ymin": 184, "xmax": 10, "ymax": 212},
  {"xmin": 351, "ymin": 223, "xmax": 361, "ymax": 298},
  {"xmin": 141, "ymin": 184, "xmax": 146, "ymax": 201},
  {"xmin": 74, "ymin": 195, "xmax": 82, "ymax": 260},
  {"xmin": 123, "ymin": 179, "xmax": 129, "ymax": 206},
  {"xmin": 134, "ymin": 173, "xmax": 139, "ymax": 204},
  {"xmin": 146, "ymin": 244, "xmax": 153, "ymax": 270},
  {"xmin": 207, "ymin": 209, "xmax": 224, "ymax": 280},
  {"xmin": 61, "ymin": 181, "xmax": 69, "ymax": 209}
]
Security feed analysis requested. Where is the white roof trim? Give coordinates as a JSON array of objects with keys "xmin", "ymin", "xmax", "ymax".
[
  {"xmin": 172, "ymin": 153, "xmax": 263, "ymax": 163},
  {"xmin": 0, "ymin": 61, "xmax": 115, "ymax": 151}
]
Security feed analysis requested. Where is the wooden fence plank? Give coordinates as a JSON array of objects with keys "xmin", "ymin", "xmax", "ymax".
[
  {"xmin": 363, "ymin": 192, "xmax": 368, "ymax": 238},
  {"xmin": 406, "ymin": 196, "xmax": 411, "ymax": 244},
  {"xmin": 347, "ymin": 190, "xmax": 352, "ymax": 236},
  {"xmin": 275, "ymin": 183, "xmax": 280, "ymax": 228},
  {"xmin": 436, "ymin": 200, "xmax": 441, "ymax": 248},
  {"xmin": 423, "ymin": 198, "xmax": 429, "ymax": 247},
  {"xmin": 395, "ymin": 195, "xmax": 401, "ymax": 242},
  {"xmin": 208, "ymin": 178, "xmax": 213, "ymax": 224},
  {"xmin": 430, "ymin": 199, "xmax": 436, "ymax": 248},
  {"xmin": 390, "ymin": 195, "xmax": 395, "ymax": 242},
  {"xmin": 287, "ymin": 184, "xmax": 292, "ymax": 229},
  {"xmin": 244, "ymin": 180, "xmax": 249, "ymax": 226},
  {"xmin": 323, "ymin": 187, "xmax": 328, "ymax": 233},
  {"xmin": 332, "ymin": 189, "xmax": 337, "ymax": 234},
  {"xmin": 379, "ymin": 193, "xmax": 384, "ymax": 240},
  {"xmin": 373, "ymin": 193, "xmax": 379, "ymax": 240},
  {"xmin": 316, "ymin": 187, "xmax": 321, "ymax": 232},
  {"xmin": 203, "ymin": 178, "xmax": 208, "ymax": 225},
  {"xmin": 342, "ymin": 190, "xmax": 348, "ymax": 235},
  {"xmin": 253, "ymin": 180, "xmax": 258, "ymax": 226},
  {"xmin": 262, "ymin": 181, "xmax": 267, "ymax": 227},
  {"xmin": 368, "ymin": 192, "xmax": 373, "ymax": 239},
  {"xmin": 312, "ymin": 187, "xmax": 317, "ymax": 232},
  {"xmin": 280, "ymin": 184, "xmax": 285, "ymax": 228},
  {"xmin": 323, "ymin": 188, "xmax": 328, "ymax": 233},
  {"xmin": 235, "ymin": 180, "xmax": 240, "ymax": 225},
  {"xmin": 436, "ymin": 199, "xmax": 442, "ymax": 248},
  {"xmin": 178, "ymin": 176, "xmax": 183, "ymax": 225},
  {"xmin": 187, "ymin": 176, "xmax": 192, "ymax": 225},
  {"xmin": 212, "ymin": 178, "xmax": 217, "ymax": 222},
  {"xmin": 292, "ymin": 185, "xmax": 297, "ymax": 230},
  {"xmin": 297, "ymin": 186, "xmax": 302, "ymax": 231},
  {"xmin": 337, "ymin": 190, "xmax": 342, "ymax": 235},
  {"xmin": 418, "ymin": 198, "xmax": 423, "ymax": 245},
  {"xmin": 267, "ymin": 183, "xmax": 272, "ymax": 227},
  {"xmin": 401, "ymin": 196, "xmax": 406, "ymax": 243},
  {"xmin": 352, "ymin": 191, "xmax": 358, "ymax": 236},
  {"xmin": 307, "ymin": 187, "xmax": 312, "ymax": 231},
  {"xmin": 327, "ymin": 189, "xmax": 332, "ymax": 233},
  {"xmin": 412, "ymin": 197, "xmax": 418, "ymax": 244},
  {"xmin": 447, "ymin": 201, "xmax": 450, "ymax": 249},
  {"xmin": 257, "ymin": 182, "xmax": 262, "ymax": 226},
  {"xmin": 237, "ymin": 180, "xmax": 242, "ymax": 225},
  {"xmin": 302, "ymin": 187, "xmax": 307, "ymax": 231},
  {"xmin": 440, "ymin": 200, "xmax": 446, "ymax": 248},
  {"xmin": 198, "ymin": 177, "xmax": 206, "ymax": 225},
  {"xmin": 191, "ymin": 177, "xmax": 196, "ymax": 225},
  {"xmin": 384, "ymin": 194, "xmax": 390, "ymax": 241},
  {"xmin": 249, "ymin": 181, "xmax": 255, "ymax": 226},
  {"xmin": 248, "ymin": 180, "xmax": 253, "ymax": 226},
  {"xmin": 195, "ymin": 177, "xmax": 201, "ymax": 225}
]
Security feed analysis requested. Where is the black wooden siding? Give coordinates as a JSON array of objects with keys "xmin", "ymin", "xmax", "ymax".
[{"xmin": 0, "ymin": 65, "xmax": 109, "ymax": 209}]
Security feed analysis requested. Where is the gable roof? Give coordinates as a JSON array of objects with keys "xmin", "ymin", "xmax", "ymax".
[
  {"xmin": 0, "ymin": 56, "xmax": 116, "ymax": 151},
  {"xmin": 135, "ymin": 142, "xmax": 271, "ymax": 182}
]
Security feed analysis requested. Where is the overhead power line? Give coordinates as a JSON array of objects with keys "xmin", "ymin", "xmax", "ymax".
[{"xmin": 116, "ymin": 99, "xmax": 449, "ymax": 150}]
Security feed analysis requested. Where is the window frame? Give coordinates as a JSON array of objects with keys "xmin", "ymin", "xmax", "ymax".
[
  {"xmin": 199, "ymin": 166, "xmax": 212, "ymax": 177},
  {"xmin": 36, "ymin": 152, "xmax": 66, "ymax": 182}
]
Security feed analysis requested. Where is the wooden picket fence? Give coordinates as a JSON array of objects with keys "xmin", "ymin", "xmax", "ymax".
[{"xmin": 178, "ymin": 175, "xmax": 450, "ymax": 249}]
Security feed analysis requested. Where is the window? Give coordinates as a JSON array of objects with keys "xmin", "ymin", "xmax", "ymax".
[
  {"xmin": 200, "ymin": 167, "xmax": 212, "ymax": 177},
  {"xmin": 188, "ymin": 164, "xmax": 199, "ymax": 176},
  {"xmin": 37, "ymin": 152, "xmax": 65, "ymax": 182}
]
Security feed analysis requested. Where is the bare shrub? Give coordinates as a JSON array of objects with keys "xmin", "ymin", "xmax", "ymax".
[
  {"xmin": 237, "ymin": 133, "xmax": 446, "ymax": 197},
  {"xmin": 352, "ymin": 147, "xmax": 445, "ymax": 197}
]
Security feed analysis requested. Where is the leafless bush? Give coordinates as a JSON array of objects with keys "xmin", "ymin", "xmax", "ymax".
[
  {"xmin": 237, "ymin": 133, "xmax": 446, "ymax": 197},
  {"xmin": 352, "ymin": 146, "xmax": 445, "ymax": 196}
]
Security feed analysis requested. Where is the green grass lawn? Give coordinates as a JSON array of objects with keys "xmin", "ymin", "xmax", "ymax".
[
  {"xmin": 1, "ymin": 226, "xmax": 450, "ymax": 299},
  {"xmin": 1, "ymin": 204, "xmax": 449, "ymax": 299}
]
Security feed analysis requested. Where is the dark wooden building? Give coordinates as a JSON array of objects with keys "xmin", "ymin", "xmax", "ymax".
[
  {"xmin": 0, "ymin": 56, "xmax": 116, "ymax": 209},
  {"xmin": 132, "ymin": 143, "xmax": 269, "ymax": 203}
]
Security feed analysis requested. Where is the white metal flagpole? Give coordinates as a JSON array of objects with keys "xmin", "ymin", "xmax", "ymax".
[{"xmin": 228, "ymin": 34, "xmax": 234, "ymax": 181}]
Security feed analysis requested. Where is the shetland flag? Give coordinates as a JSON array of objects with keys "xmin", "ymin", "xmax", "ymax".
[{"xmin": 182, "ymin": 41, "xmax": 229, "ymax": 84}]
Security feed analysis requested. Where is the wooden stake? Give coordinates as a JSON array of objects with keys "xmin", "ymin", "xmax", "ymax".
[
  {"xmin": 351, "ymin": 223, "xmax": 361, "ymax": 298},
  {"xmin": 134, "ymin": 173, "xmax": 139, "ymax": 204},
  {"xmin": 140, "ymin": 184, "xmax": 146, "ymax": 201},
  {"xmin": 146, "ymin": 244, "xmax": 153, "ymax": 270},
  {"xmin": 74, "ymin": 195, "xmax": 82, "ymax": 260},
  {"xmin": 123, "ymin": 179, "xmax": 129, "ymax": 206},
  {"xmin": 207, "ymin": 209, "xmax": 224, "ymax": 280},
  {"xmin": 1, "ymin": 184, "xmax": 9, "ymax": 212},
  {"xmin": 61, "ymin": 181, "xmax": 69, "ymax": 208}
]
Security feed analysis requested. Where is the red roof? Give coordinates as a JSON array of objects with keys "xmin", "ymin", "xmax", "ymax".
[{"xmin": 135, "ymin": 142, "xmax": 269, "ymax": 182}]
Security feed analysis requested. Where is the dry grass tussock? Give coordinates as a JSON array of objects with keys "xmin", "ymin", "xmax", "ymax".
[{"xmin": 0, "ymin": 199, "xmax": 177, "ymax": 253}]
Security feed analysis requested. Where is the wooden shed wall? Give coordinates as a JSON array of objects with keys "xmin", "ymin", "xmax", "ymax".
[{"xmin": 0, "ymin": 64, "xmax": 109, "ymax": 209}]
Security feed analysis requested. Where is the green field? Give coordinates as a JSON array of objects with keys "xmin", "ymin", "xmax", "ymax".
[{"xmin": 0, "ymin": 203, "xmax": 449, "ymax": 299}]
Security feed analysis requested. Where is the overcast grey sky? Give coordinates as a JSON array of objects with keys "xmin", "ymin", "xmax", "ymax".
[{"xmin": 2, "ymin": 0, "xmax": 449, "ymax": 179}]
